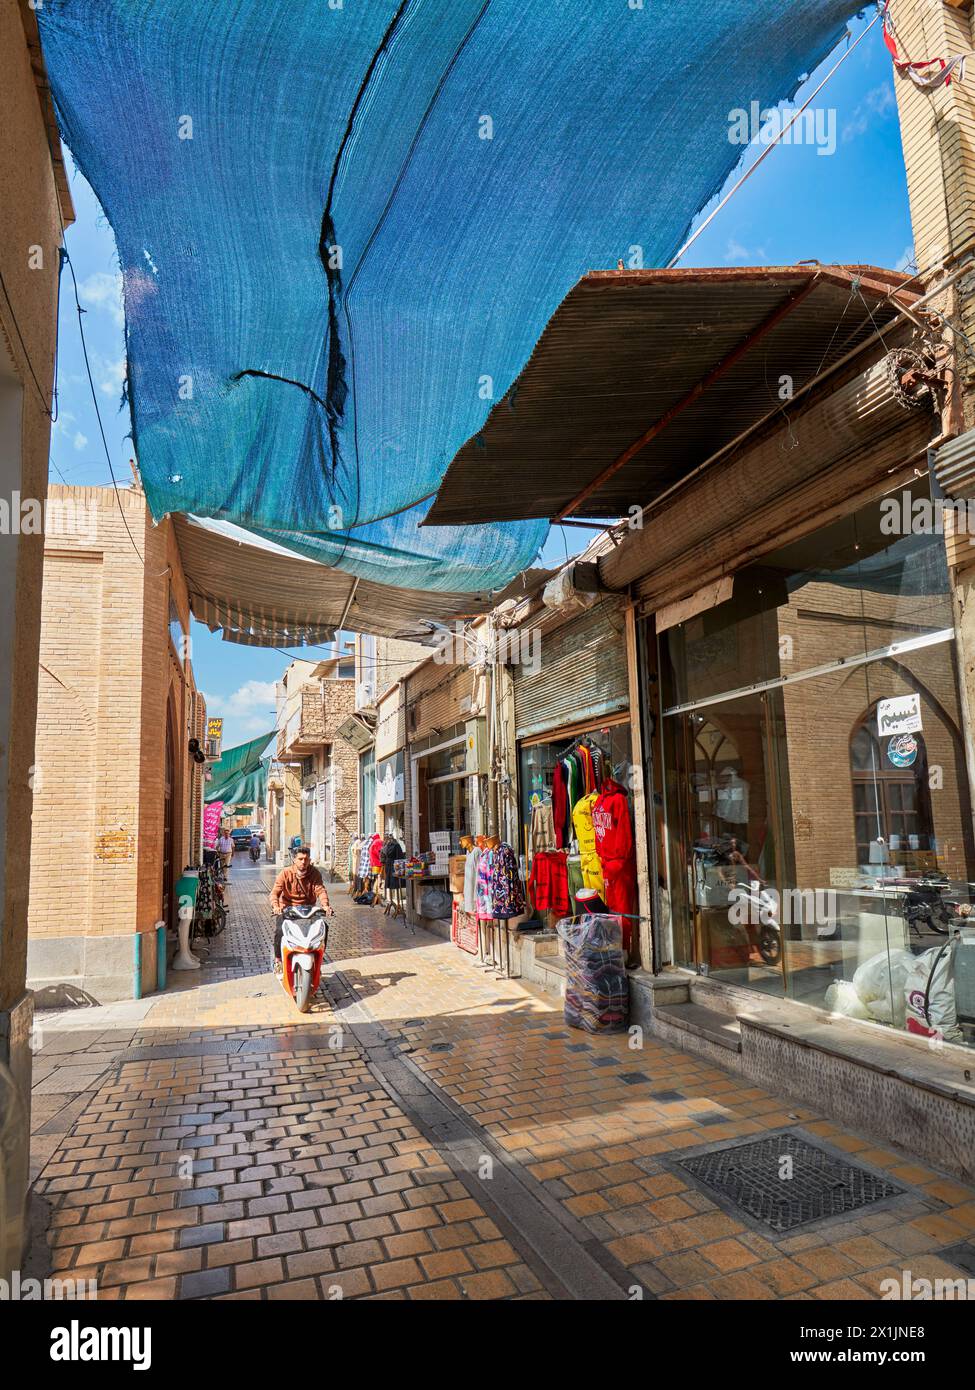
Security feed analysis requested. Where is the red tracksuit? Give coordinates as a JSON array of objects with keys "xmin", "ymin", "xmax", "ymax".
[
  {"xmin": 592, "ymin": 778, "xmax": 637, "ymax": 955},
  {"xmin": 528, "ymin": 850, "xmax": 569, "ymax": 916}
]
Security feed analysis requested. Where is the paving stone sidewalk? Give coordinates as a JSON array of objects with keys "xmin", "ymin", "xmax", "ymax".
[{"xmin": 27, "ymin": 862, "xmax": 975, "ymax": 1300}]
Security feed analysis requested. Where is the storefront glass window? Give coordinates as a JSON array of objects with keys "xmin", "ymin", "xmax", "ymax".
[
  {"xmin": 428, "ymin": 776, "xmax": 476, "ymax": 843},
  {"xmin": 518, "ymin": 721, "xmax": 632, "ymax": 854},
  {"xmin": 659, "ymin": 485, "xmax": 975, "ymax": 1050},
  {"xmin": 359, "ymin": 747, "xmax": 376, "ymax": 835}
]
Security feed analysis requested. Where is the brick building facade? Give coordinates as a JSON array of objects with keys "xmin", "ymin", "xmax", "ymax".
[
  {"xmin": 272, "ymin": 656, "xmax": 358, "ymax": 878},
  {"xmin": 27, "ymin": 485, "xmax": 204, "ymax": 1002}
]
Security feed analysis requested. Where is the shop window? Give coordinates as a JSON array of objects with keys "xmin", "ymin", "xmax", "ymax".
[
  {"xmin": 518, "ymin": 721, "xmax": 631, "ymax": 841},
  {"xmin": 850, "ymin": 713, "xmax": 933, "ymax": 870},
  {"xmin": 427, "ymin": 775, "xmax": 475, "ymax": 844},
  {"xmin": 359, "ymin": 747, "xmax": 376, "ymax": 835},
  {"xmin": 658, "ymin": 483, "xmax": 975, "ymax": 1050}
]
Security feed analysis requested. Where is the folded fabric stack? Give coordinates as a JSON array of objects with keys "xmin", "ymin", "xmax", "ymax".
[{"xmin": 557, "ymin": 913, "xmax": 628, "ymax": 1034}]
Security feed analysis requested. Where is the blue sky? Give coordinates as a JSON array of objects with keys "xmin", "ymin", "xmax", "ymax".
[{"xmin": 48, "ymin": 11, "xmax": 914, "ymax": 748}]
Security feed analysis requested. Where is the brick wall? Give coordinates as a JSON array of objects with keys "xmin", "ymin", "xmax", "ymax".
[
  {"xmin": 375, "ymin": 637, "xmax": 429, "ymax": 701},
  {"xmin": 326, "ymin": 673, "xmax": 359, "ymax": 874},
  {"xmin": 29, "ymin": 487, "xmax": 198, "ymax": 962}
]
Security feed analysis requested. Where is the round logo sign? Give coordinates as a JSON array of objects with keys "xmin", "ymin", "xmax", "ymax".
[{"xmin": 887, "ymin": 734, "xmax": 918, "ymax": 768}]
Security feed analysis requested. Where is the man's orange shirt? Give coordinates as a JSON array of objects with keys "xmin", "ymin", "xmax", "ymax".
[{"xmin": 270, "ymin": 865, "xmax": 330, "ymax": 912}]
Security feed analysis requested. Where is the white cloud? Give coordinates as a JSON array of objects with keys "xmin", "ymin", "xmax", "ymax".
[
  {"xmin": 724, "ymin": 238, "xmax": 766, "ymax": 265},
  {"xmin": 896, "ymin": 245, "xmax": 917, "ymax": 273},
  {"xmin": 203, "ymin": 679, "xmax": 277, "ymax": 718},
  {"xmin": 72, "ymin": 431, "xmax": 88, "ymax": 451},
  {"xmin": 98, "ymin": 357, "xmax": 127, "ymax": 398},
  {"xmin": 842, "ymin": 83, "xmax": 896, "ymax": 144},
  {"xmin": 78, "ymin": 270, "xmax": 124, "ymax": 327},
  {"xmin": 238, "ymin": 714, "xmax": 274, "ymax": 736}
]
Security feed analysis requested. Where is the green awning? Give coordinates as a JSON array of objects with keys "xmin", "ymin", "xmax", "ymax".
[
  {"xmin": 218, "ymin": 762, "xmax": 268, "ymax": 812},
  {"xmin": 205, "ymin": 732, "xmax": 273, "ymax": 804}
]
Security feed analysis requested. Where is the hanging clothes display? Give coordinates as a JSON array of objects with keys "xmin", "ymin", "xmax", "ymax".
[
  {"xmin": 463, "ymin": 847, "xmax": 481, "ymax": 915},
  {"xmin": 566, "ymin": 853, "xmax": 584, "ymax": 913},
  {"xmin": 577, "ymin": 743, "xmax": 597, "ymax": 796},
  {"xmin": 571, "ymin": 790, "xmax": 604, "ymax": 893},
  {"xmin": 489, "ymin": 842, "xmax": 525, "ymax": 920},
  {"xmin": 475, "ymin": 850, "xmax": 495, "ymax": 921},
  {"xmin": 380, "ymin": 836, "xmax": 404, "ymax": 888},
  {"xmin": 368, "ymin": 833, "xmax": 383, "ymax": 872},
  {"xmin": 530, "ymin": 801, "xmax": 556, "ymax": 854},
  {"xmin": 528, "ymin": 849, "xmax": 569, "ymax": 916},
  {"xmin": 564, "ymin": 751, "xmax": 583, "ymax": 824},
  {"xmin": 592, "ymin": 777, "xmax": 637, "ymax": 955},
  {"xmin": 552, "ymin": 761, "xmax": 568, "ymax": 850}
]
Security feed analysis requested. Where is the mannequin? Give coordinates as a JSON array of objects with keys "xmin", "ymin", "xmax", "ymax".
[{"xmin": 172, "ymin": 895, "xmax": 201, "ymax": 971}]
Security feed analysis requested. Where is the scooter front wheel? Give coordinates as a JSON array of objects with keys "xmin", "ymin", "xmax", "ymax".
[{"xmin": 293, "ymin": 964, "xmax": 313, "ymax": 1013}]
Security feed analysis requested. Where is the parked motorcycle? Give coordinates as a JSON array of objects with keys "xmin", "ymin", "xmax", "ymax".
[
  {"xmin": 277, "ymin": 904, "xmax": 332, "ymax": 1013},
  {"xmin": 733, "ymin": 877, "xmax": 782, "ymax": 966}
]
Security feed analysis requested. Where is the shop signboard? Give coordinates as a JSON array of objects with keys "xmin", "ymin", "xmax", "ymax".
[
  {"xmin": 203, "ymin": 801, "xmax": 223, "ymax": 849},
  {"xmin": 877, "ymin": 693, "xmax": 922, "ymax": 738},
  {"xmin": 377, "ymin": 751, "xmax": 404, "ymax": 806},
  {"xmin": 206, "ymin": 716, "xmax": 224, "ymax": 760}
]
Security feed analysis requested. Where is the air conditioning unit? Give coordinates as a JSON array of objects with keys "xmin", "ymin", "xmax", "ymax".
[{"xmin": 356, "ymin": 680, "xmax": 376, "ymax": 710}]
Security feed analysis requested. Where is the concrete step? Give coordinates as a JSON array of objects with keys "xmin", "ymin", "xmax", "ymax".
[{"xmin": 654, "ymin": 1001, "xmax": 742, "ymax": 1053}]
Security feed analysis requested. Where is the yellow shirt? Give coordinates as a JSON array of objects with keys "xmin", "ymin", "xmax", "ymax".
[{"xmin": 572, "ymin": 792, "xmax": 604, "ymax": 891}]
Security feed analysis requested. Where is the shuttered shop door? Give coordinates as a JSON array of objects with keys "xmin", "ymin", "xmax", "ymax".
[{"xmin": 513, "ymin": 601, "xmax": 628, "ymax": 740}]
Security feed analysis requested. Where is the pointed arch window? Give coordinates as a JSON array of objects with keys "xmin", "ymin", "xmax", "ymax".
[{"xmin": 850, "ymin": 711, "xmax": 933, "ymax": 865}]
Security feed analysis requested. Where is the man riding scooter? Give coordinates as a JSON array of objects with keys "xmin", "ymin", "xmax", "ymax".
[
  {"xmin": 248, "ymin": 831, "xmax": 262, "ymax": 863},
  {"xmin": 269, "ymin": 845, "xmax": 333, "ymax": 976}
]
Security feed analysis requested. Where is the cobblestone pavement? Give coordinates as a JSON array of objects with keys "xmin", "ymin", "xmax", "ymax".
[{"xmin": 27, "ymin": 862, "xmax": 975, "ymax": 1301}]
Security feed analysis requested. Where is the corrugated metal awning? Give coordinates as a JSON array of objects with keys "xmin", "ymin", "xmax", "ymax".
[
  {"xmin": 931, "ymin": 429, "xmax": 975, "ymax": 499},
  {"xmin": 172, "ymin": 514, "xmax": 497, "ymax": 646},
  {"xmin": 424, "ymin": 265, "xmax": 919, "ymax": 526}
]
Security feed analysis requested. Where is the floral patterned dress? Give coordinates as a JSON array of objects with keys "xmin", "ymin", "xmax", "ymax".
[{"xmin": 489, "ymin": 843, "xmax": 525, "ymax": 921}]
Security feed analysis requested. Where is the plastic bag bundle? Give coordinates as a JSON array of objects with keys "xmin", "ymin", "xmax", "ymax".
[
  {"xmin": 851, "ymin": 949, "xmax": 914, "ymax": 1027},
  {"xmin": 823, "ymin": 979, "xmax": 872, "ymax": 1021},
  {"xmin": 557, "ymin": 914, "xmax": 628, "ymax": 1034},
  {"xmin": 825, "ymin": 950, "xmax": 915, "ymax": 1027},
  {"xmin": 419, "ymin": 887, "xmax": 452, "ymax": 921}
]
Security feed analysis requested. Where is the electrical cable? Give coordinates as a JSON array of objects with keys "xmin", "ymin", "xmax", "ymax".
[
  {"xmin": 668, "ymin": 7, "xmax": 885, "ymax": 269},
  {"xmin": 51, "ymin": 175, "xmax": 145, "ymax": 566},
  {"xmin": 60, "ymin": 246, "xmax": 144, "ymax": 564},
  {"xmin": 0, "ymin": 264, "xmax": 55, "ymax": 418}
]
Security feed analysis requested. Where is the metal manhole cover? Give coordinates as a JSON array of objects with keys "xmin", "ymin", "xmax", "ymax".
[
  {"xmin": 429, "ymin": 1042, "xmax": 453, "ymax": 1052},
  {"xmin": 677, "ymin": 1131, "xmax": 903, "ymax": 1234},
  {"xmin": 204, "ymin": 956, "xmax": 243, "ymax": 968},
  {"xmin": 405, "ymin": 1019, "xmax": 427, "ymax": 1028}
]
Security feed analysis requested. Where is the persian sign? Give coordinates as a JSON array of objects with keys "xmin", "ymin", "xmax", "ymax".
[{"xmin": 877, "ymin": 694, "xmax": 922, "ymax": 737}]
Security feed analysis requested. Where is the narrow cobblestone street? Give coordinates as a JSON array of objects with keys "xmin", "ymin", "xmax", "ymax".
[{"xmin": 25, "ymin": 861, "xmax": 975, "ymax": 1302}]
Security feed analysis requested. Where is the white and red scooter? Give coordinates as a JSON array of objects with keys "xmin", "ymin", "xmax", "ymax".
[{"xmin": 277, "ymin": 904, "xmax": 333, "ymax": 1013}]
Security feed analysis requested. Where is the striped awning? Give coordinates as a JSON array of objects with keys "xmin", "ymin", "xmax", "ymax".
[{"xmin": 172, "ymin": 514, "xmax": 494, "ymax": 646}]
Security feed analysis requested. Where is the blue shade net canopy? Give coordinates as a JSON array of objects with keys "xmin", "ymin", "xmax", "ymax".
[{"xmin": 39, "ymin": 0, "xmax": 860, "ymax": 593}]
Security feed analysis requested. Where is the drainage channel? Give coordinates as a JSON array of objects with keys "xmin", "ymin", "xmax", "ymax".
[{"xmin": 326, "ymin": 964, "xmax": 652, "ymax": 1303}]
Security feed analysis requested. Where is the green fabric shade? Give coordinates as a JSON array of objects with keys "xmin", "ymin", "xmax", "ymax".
[{"xmin": 205, "ymin": 732, "xmax": 274, "ymax": 805}]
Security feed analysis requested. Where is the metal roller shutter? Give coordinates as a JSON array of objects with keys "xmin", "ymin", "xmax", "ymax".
[
  {"xmin": 599, "ymin": 356, "xmax": 938, "ymax": 611},
  {"xmin": 513, "ymin": 599, "xmax": 628, "ymax": 740}
]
